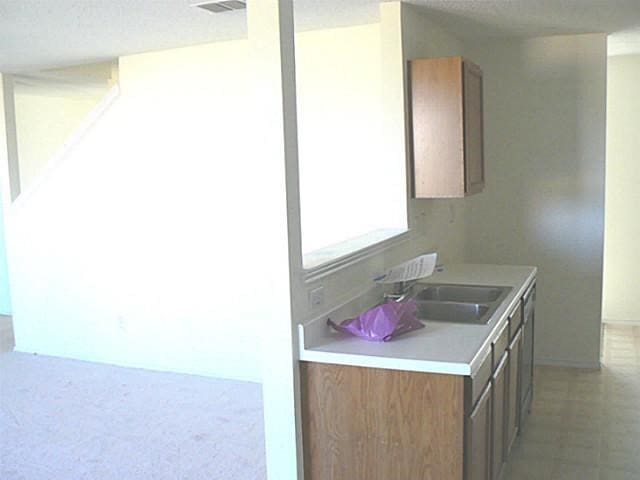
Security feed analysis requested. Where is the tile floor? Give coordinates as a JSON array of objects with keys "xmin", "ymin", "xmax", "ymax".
[{"xmin": 505, "ymin": 325, "xmax": 640, "ymax": 480}]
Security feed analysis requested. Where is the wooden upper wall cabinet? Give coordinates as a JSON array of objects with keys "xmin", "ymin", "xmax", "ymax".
[{"xmin": 410, "ymin": 56, "xmax": 485, "ymax": 198}]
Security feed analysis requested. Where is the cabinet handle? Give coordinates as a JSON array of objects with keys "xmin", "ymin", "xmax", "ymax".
[
  {"xmin": 493, "ymin": 352, "xmax": 508, "ymax": 378},
  {"xmin": 509, "ymin": 328, "xmax": 522, "ymax": 350},
  {"xmin": 477, "ymin": 380, "xmax": 492, "ymax": 408}
]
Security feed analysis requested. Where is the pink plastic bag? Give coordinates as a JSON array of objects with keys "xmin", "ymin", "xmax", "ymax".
[{"xmin": 327, "ymin": 299, "xmax": 423, "ymax": 342}]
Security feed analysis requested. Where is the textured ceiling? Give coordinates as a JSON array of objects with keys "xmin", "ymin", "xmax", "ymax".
[
  {"xmin": 0, "ymin": 0, "xmax": 382, "ymax": 73},
  {"xmin": 1, "ymin": 0, "xmax": 639, "ymax": 73},
  {"xmin": 405, "ymin": 1, "xmax": 640, "ymax": 37},
  {"xmin": 403, "ymin": 0, "xmax": 640, "ymax": 56},
  {"xmin": 0, "ymin": 0, "xmax": 248, "ymax": 73}
]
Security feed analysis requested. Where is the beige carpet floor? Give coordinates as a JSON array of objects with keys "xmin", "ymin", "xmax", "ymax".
[{"xmin": 0, "ymin": 352, "xmax": 266, "ymax": 479}]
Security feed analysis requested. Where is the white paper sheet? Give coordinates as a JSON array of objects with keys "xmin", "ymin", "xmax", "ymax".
[{"xmin": 375, "ymin": 253, "xmax": 438, "ymax": 284}]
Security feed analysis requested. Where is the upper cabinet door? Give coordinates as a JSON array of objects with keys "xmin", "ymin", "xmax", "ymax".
[
  {"xmin": 410, "ymin": 56, "xmax": 484, "ymax": 198},
  {"xmin": 463, "ymin": 60, "xmax": 485, "ymax": 195}
]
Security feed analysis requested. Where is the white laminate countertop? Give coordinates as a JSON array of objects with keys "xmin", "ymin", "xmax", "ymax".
[{"xmin": 298, "ymin": 264, "xmax": 537, "ymax": 377}]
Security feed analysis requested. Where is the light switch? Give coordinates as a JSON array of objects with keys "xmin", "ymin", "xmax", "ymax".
[{"xmin": 309, "ymin": 286, "xmax": 325, "ymax": 308}]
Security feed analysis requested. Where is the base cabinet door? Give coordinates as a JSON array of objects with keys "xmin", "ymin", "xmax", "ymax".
[
  {"xmin": 520, "ymin": 284, "xmax": 536, "ymax": 426},
  {"xmin": 466, "ymin": 382, "xmax": 492, "ymax": 480},
  {"xmin": 506, "ymin": 328, "xmax": 522, "ymax": 455},
  {"xmin": 492, "ymin": 354, "xmax": 508, "ymax": 480}
]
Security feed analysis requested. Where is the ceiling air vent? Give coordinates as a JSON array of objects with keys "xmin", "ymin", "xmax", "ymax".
[{"xmin": 193, "ymin": 1, "xmax": 246, "ymax": 13}]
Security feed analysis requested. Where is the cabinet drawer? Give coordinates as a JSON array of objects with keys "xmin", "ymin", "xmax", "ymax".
[
  {"xmin": 508, "ymin": 302, "xmax": 522, "ymax": 340},
  {"xmin": 466, "ymin": 346, "xmax": 492, "ymax": 413},
  {"xmin": 492, "ymin": 322, "xmax": 509, "ymax": 369}
]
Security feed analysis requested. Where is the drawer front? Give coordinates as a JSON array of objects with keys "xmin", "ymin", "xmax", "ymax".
[
  {"xmin": 492, "ymin": 321, "xmax": 509, "ymax": 369},
  {"xmin": 508, "ymin": 302, "xmax": 522, "ymax": 340},
  {"xmin": 468, "ymin": 347, "xmax": 492, "ymax": 411}
]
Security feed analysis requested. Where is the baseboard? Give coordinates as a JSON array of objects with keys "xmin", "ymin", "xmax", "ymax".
[
  {"xmin": 13, "ymin": 347, "xmax": 263, "ymax": 384},
  {"xmin": 535, "ymin": 358, "xmax": 601, "ymax": 369},
  {"xmin": 602, "ymin": 318, "xmax": 640, "ymax": 326},
  {"xmin": 0, "ymin": 315, "xmax": 15, "ymax": 353}
]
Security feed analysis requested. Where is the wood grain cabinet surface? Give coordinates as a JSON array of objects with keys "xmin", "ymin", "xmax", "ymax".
[
  {"xmin": 300, "ymin": 363, "xmax": 464, "ymax": 480},
  {"xmin": 410, "ymin": 56, "xmax": 484, "ymax": 198}
]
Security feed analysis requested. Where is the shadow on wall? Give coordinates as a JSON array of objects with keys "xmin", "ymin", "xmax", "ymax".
[
  {"xmin": 463, "ymin": 34, "xmax": 606, "ymax": 368},
  {"xmin": 12, "ymin": 61, "xmax": 118, "ymax": 195}
]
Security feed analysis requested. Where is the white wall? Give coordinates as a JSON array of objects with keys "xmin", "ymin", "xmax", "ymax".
[
  {"xmin": 6, "ymin": 41, "xmax": 270, "ymax": 381},
  {"xmin": 296, "ymin": 23, "xmax": 407, "ymax": 256},
  {"xmin": 248, "ymin": 2, "xmax": 302, "ymax": 478},
  {"xmin": 603, "ymin": 54, "xmax": 640, "ymax": 325},
  {"xmin": 464, "ymin": 34, "xmax": 607, "ymax": 367}
]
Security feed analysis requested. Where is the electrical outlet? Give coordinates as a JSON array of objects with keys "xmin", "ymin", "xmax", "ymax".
[
  {"xmin": 372, "ymin": 269, "xmax": 386, "ymax": 282},
  {"xmin": 117, "ymin": 315, "xmax": 128, "ymax": 333},
  {"xmin": 309, "ymin": 286, "xmax": 325, "ymax": 308}
]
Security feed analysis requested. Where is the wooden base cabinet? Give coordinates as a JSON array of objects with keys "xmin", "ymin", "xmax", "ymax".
[
  {"xmin": 300, "ymin": 363, "xmax": 464, "ymax": 480},
  {"xmin": 300, "ymin": 291, "xmax": 536, "ymax": 480}
]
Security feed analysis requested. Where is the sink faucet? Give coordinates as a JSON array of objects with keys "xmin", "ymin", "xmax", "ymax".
[
  {"xmin": 380, "ymin": 262, "xmax": 443, "ymax": 303},
  {"xmin": 384, "ymin": 279, "xmax": 418, "ymax": 303}
]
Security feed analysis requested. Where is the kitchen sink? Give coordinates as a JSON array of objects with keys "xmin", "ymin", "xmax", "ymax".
[
  {"xmin": 410, "ymin": 283, "xmax": 512, "ymax": 325},
  {"xmin": 416, "ymin": 301, "xmax": 490, "ymax": 324},
  {"xmin": 415, "ymin": 284, "xmax": 509, "ymax": 303}
]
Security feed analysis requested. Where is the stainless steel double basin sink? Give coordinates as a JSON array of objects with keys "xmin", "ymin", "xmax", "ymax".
[{"xmin": 408, "ymin": 284, "xmax": 512, "ymax": 325}]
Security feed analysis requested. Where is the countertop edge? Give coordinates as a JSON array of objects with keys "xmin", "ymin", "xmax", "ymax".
[{"xmin": 299, "ymin": 348, "xmax": 471, "ymax": 376}]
